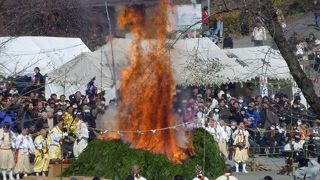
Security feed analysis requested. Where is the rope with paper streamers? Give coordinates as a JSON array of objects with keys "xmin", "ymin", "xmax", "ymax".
[
  {"xmin": 88, "ymin": 121, "xmax": 320, "ymax": 136},
  {"xmin": 95, "ymin": 121, "xmax": 195, "ymax": 135}
]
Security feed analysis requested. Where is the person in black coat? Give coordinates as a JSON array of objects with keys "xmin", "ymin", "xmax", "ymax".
[
  {"xmin": 223, "ymin": 33, "xmax": 233, "ymax": 49},
  {"xmin": 32, "ymin": 67, "xmax": 45, "ymax": 93},
  {"xmin": 240, "ymin": 8, "xmax": 250, "ymax": 36}
]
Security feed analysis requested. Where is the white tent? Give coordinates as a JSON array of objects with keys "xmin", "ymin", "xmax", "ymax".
[
  {"xmin": 45, "ymin": 38, "xmax": 292, "ymax": 102},
  {"xmin": 0, "ymin": 36, "xmax": 91, "ymax": 77},
  {"xmin": 45, "ymin": 38, "xmax": 243, "ymax": 100},
  {"xmin": 224, "ymin": 46, "xmax": 292, "ymax": 81}
]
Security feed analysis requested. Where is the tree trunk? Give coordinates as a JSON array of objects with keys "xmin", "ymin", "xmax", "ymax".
[{"xmin": 261, "ymin": 0, "xmax": 320, "ymax": 118}]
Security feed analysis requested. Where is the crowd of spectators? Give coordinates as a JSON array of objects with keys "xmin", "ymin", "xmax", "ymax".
[
  {"xmin": 173, "ymin": 86, "xmax": 320, "ymax": 160},
  {"xmin": 0, "ymin": 67, "xmax": 106, "ymax": 178}
]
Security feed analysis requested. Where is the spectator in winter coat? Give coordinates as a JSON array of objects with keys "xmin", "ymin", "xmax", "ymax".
[
  {"xmin": 260, "ymin": 102, "xmax": 279, "ymax": 129},
  {"xmin": 32, "ymin": 67, "xmax": 45, "ymax": 94},
  {"xmin": 252, "ymin": 22, "xmax": 267, "ymax": 46},
  {"xmin": 202, "ymin": 7, "xmax": 209, "ymax": 27},
  {"xmin": 239, "ymin": 8, "xmax": 250, "ymax": 36},
  {"xmin": 313, "ymin": 0, "xmax": 320, "ymax": 27},
  {"xmin": 223, "ymin": 34, "xmax": 233, "ymax": 49},
  {"xmin": 246, "ymin": 102, "xmax": 261, "ymax": 126},
  {"xmin": 263, "ymin": 124, "xmax": 280, "ymax": 157}
]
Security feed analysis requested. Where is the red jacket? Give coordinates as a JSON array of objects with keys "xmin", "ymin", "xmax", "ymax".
[{"xmin": 202, "ymin": 10, "xmax": 209, "ymax": 25}]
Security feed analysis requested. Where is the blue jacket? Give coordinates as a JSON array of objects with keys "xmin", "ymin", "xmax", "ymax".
[
  {"xmin": 246, "ymin": 110, "xmax": 261, "ymax": 126},
  {"xmin": 0, "ymin": 111, "xmax": 16, "ymax": 130}
]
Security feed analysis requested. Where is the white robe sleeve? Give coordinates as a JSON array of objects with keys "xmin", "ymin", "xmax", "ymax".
[
  {"xmin": 245, "ymin": 130, "xmax": 250, "ymax": 148},
  {"xmin": 79, "ymin": 123, "xmax": 89, "ymax": 139},
  {"xmin": 28, "ymin": 135, "xmax": 35, "ymax": 154},
  {"xmin": 14, "ymin": 134, "xmax": 23, "ymax": 149}
]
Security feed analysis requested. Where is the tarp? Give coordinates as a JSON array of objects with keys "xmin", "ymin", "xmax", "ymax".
[
  {"xmin": 224, "ymin": 46, "xmax": 292, "ymax": 81},
  {"xmin": 0, "ymin": 36, "xmax": 91, "ymax": 77}
]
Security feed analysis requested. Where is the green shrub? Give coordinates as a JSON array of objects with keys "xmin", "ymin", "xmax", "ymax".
[{"xmin": 62, "ymin": 129, "xmax": 224, "ymax": 180}]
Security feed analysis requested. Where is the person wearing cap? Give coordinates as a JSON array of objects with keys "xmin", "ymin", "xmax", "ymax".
[
  {"xmin": 216, "ymin": 164, "xmax": 238, "ymax": 180},
  {"xmin": 73, "ymin": 114, "xmax": 89, "ymax": 158},
  {"xmin": 48, "ymin": 121, "xmax": 64, "ymax": 163},
  {"xmin": 33, "ymin": 128, "xmax": 49, "ymax": 177},
  {"xmin": 0, "ymin": 123, "xmax": 16, "ymax": 180},
  {"xmin": 192, "ymin": 165, "xmax": 209, "ymax": 180},
  {"xmin": 232, "ymin": 122, "xmax": 250, "ymax": 173},
  {"xmin": 14, "ymin": 127, "xmax": 34, "ymax": 179}
]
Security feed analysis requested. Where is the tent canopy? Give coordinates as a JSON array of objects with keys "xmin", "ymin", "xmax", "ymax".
[
  {"xmin": 224, "ymin": 46, "xmax": 291, "ymax": 81},
  {"xmin": 0, "ymin": 36, "xmax": 91, "ymax": 77},
  {"xmin": 45, "ymin": 38, "xmax": 292, "ymax": 101}
]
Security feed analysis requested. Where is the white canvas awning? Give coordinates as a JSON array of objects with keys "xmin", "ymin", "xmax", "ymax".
[
  {"xmin": 46, "ymin": 38, "xmax": 292, "ymax": 102},
  {"xmin": 0, "ymin": 36, "xmax": 91, "ymax": 77},
  {"xmin": 224, "ymin": 46, "xmax": 292, "ymax": 81}
]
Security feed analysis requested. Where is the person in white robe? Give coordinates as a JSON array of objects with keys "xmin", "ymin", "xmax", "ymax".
[
  {"xmin": 14, "ymin": 128, "xmax": 34, "ymax": 179},
  {"xmin": 232, "ymin": 122, "xmax": 250, "ymax": 173},
  {"xmin": 0, "ymin": 123, "xmax": 16, "ymax": 180},
  {"xmin": 73, "ymin": 115, "xmax": 89, "ymax": 158}
]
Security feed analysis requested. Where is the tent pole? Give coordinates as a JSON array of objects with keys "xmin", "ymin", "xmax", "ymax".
[
  {"xmin": 100, "ymin": 47, "xmax": 103, "ymax": 93},
  {"xmin": 64, "ymin": 69, "xmax": 66, "ymax": 95},
  {"xmin": 105, "ymin": 0, "xmax": 117, "ymax": 97}
]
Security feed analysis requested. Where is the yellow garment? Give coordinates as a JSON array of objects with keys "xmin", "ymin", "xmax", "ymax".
[
  {"xmin": 48, "ymin": 126, "xmax": 63, "ymax": 160},
  {"xmin": 48, "ymin": 146, "xmax": 62, "ymax": 160},
  {"xmin": 33, "ymin": 135, "xmax": 49, "ymax": 172},
  {"xmin": 62, "ymin": 112, "xmax": 76, "ymax": 134}
]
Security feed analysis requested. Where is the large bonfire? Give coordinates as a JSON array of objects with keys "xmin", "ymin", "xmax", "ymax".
[{"xmin": 98, "ymin": 1, "xmax": 193, "ymax": 163}]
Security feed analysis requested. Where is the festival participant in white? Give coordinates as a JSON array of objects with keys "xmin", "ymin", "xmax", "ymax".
[
  {"xmin": 14, "ymin": 127, "xmax": 34, "ymax": 179},
  {"xmin": 192, "ymin": 165, "xmax": 209, "ymax": 180},
  {"xmin": 232, "ymin": 122, "xmax": 250, "ymax": 173},
  {"xmin": 73, "ymin": 114, "xmax": 89, "ymax": 158},
  {"xmin": 33, "ymin": 128, "xmax": 49, "ymax": 176},
  {"xmin": 218, "ymin": 119, "xmax": 231, "ymax": 158},
  {"xmin": 0, "ymin": 123, "xmax": 16, "ymax": 180}
]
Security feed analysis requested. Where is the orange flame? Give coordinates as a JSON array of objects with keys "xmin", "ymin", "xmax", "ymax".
[{"xmin": 99, "ymin": 1, "xmax": 193, "ymax": 163}]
